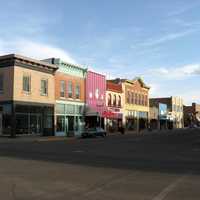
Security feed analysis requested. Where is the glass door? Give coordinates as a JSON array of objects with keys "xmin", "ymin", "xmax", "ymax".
[
  {"xmin": 30, "ymin": 114, "xmax": 42, "ymax": 135},
  {"xmin": 0, "ymin": 113, "xmax": 2, "ymax": 135}
]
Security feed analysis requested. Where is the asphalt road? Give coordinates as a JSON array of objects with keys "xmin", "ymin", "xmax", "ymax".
[{"xmin": 0, "ymin": 128, "xmax": 200, "ymax": 199}]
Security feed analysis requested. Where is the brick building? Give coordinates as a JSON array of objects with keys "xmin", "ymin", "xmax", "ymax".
[
  {"xmin": 43, "ymin": 58, "xmax": 87, "ymax": 136},
  {"xmin": 110, "ymin": 77, "xmax": 150, "ymax": 132},
  {"xmin": 104, "ymin": 81, "xmax": 123, "ymax": 133},
  {"xmin": 184, "ymin": 103, "xmax": 200, "ymax": 127},
  {"xmin": 0, "ymin": 54, "xmax": 57, "ymax": 136},
  {"xmin": 150, "ymin": 96, "xmax": 184, "ymax": 129}
]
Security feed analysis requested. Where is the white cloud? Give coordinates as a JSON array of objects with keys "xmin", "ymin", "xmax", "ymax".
[
  {"xmin": 147, "ymin": 64, "xmax": 200, "ymax": 80},
  {"xmin": 134, "ymin": 29, "xmax": 196, "ymax": 48},
  {"xmin": 0, "ymin": 39, "xmax": 77, "ymax": 64},
  {"xmin": 167, "ymin": 2, "xmax": 200, "ymax": 16}
]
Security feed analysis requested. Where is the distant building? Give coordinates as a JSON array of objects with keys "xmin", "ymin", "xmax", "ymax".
[
  {"xmin": 104, "ymin": 81, "xmax": 123, "ymax": 133},
  {"xmin": 183, "ymin": 103, "xmax": 200, "ymax": 127},
  {"xmin": 149, "ymin": 97, "xmax": 184, "ymax": 129},
  {"xmin": 149, "ymin": 100, "xmax": 168, "ymax": 130},
  {"xmin": 110, "ymin": 77, "xmax": 150, "ymax": 132},
  {"xmin": 0, "ymin": 54, "xmax": 57, "ymax": 136}
]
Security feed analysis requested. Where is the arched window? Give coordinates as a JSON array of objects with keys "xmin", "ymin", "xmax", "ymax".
[
  {"xmin": 118, "ymin": 95, "xmax": 121, "ymax": 107},
  {"xmin": 113, "ymin": 94, "xmax": 117, "ymax": 106},
  {"xmin": 131, "ymin": 92, "xmax": 134, "ymax": 104},
  {"xmin": 108, "ymin": 93, "xmax": 112, "ymax": 106},
  {"xmin": 126, "ymin": 91, "xmax": 130, "ymax": 103}
]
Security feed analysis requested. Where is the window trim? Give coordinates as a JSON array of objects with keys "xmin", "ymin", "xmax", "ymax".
[
  {"xmin": 75, "ymin": 83, "xmax": 80, "ymax": 99},
  {"xmin": 40, "ymin": 79, "xmax": 48, "ymax": 96},
  {"xmin": 22, "ymin": 74, "xmax": 31, "ymax": 94},
  {"xmin": 60, "ymin": 80, "xmax": 66, "ymax": 98},
  {"xmin": 68, "ymin": 81, "xmax": 73, "ymax": 98}
]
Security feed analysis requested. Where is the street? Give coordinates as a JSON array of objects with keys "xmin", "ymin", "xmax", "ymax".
[{"xmin": 0, "ymin": 129, "xmax": 200, "ymax": 199}]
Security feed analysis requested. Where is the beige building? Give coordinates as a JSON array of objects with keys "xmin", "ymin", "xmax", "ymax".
[
  {"xmin": 150, "ymin": 96, "xmax": 184, "ymax": 128},
  {"xmin": 110, "ymin": 78, "xmax": 150, "ymax": 131},
  {"xmin": 0, "ymin": 54, "xmax": 57, "ymax": 136}
]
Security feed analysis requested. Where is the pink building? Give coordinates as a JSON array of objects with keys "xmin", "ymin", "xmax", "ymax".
[{"xmin": 85, "ymin": 71, "xmax": 106, "ymax": 127}]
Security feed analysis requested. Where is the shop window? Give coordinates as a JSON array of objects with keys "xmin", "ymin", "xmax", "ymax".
[
  {"xmin": 0, "ymin": 74, "xmax": 4, "ymax": 93},
  {"xmin": 41, "ymin": 79, "xmax": 48, "ymax": 96},
  {"xmin": 23, "ymin": 75, "xmax": 31, "ymax": 93},
  {"xmin": 68, "ymin": 81, "xmax": 73, "ymax": 98},
  {"xmin": 56, "ymin": 104, "xmax": 65, "ymax": 114},
  {"xmin": 75, "ymin": 84, "xmax": 80, "ymax": 99},
  {"xmin": 56, "ymin": 116, "xmax": 65, "ymax": 132},
  {"xmin": 60, "ymin": 80, "xmax": 66, "ymax": 98}
]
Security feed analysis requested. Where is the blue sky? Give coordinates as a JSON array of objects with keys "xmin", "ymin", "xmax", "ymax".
[{"xmin": 0, "ymin": 0, "xmax": 200, "ymax": 104}]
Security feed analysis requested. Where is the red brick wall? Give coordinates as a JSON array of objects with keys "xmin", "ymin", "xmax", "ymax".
[{"xmin": 55, "ymin": 72, "xmax": 85, "ymax": 102}]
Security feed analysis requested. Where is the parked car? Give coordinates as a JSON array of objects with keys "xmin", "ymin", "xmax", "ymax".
[{"xmin": 82, "ymin": 127, "xmax": 107, "ymax": 138}]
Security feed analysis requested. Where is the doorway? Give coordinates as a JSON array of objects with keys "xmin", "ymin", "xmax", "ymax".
[
  {"xmin": 0, "ymin": 113, "xmax": 2, "ymax": 135},
  {"xmin": 30, "ymin": 114, "xmax": 42, "ymax": 134}
]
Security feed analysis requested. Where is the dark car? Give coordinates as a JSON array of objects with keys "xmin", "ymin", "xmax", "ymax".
[{"xmin": 82, "ymin": 127, "xmax": 107, "ymax": 138}]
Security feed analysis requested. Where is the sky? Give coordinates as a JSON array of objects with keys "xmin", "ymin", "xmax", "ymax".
[{"xmin": 0, "ymin": 0, "xmax": 200, "ymax": 105}]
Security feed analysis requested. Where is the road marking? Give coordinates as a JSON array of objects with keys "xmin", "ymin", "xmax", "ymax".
[
  {"xmin": 84, "ymin": 171, "xmax": 140, "ymax": 196},
  {"xmin": 152, "ymin": 175, "xmax": 188, "ymax": 200},
  {"xmin": 73, "ymin": 150, "xmax": 84, "ymax": 153}
]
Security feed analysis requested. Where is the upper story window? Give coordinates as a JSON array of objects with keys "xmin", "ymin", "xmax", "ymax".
[
  {"xmin": 0, "ymin": 74, "xmax": 4, "ymax": 93},
  {"xmin": 23, "ymin": 75, "xmax": 31, "ymax": 93},
  {"xmin": 108, "ymin": 93, "xmax": 112, "ymax": 106},
  {"xmin": 141, "ymin": 94, "xmax": 144, "ymax": 105},
  {"xmin": 126, "ymin": 91, "xmax": 130, "ymax": 103},
  {"xmin": 75, "ymin": 84, "xmax": 80, "ymax": 99},
  {"xmin": 41, "ymin": 79, "xmax": 48, "ymax": 96},
  {"xmin": 113, "ymin": 94, "xmax": 117, "ymax": 106},
  {"xmin": 60, "ymin": 80, "xmax": 66, "ymax": 98},
  {"xmin": 118, "ymin": 95, "xmax": 121, "ymax": 107},
  {"xmin": 135, "ymin": 93, "xmax": 138, "ymax": 105},
  {"xmin": 131, "ymin": 92, "xmax": 134, "ymax": 104},
  {"xmin": 68, "ymin": 81, "xmax": 73, "ymax": 98}
]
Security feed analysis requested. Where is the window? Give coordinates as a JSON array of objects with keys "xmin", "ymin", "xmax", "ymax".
[
  {"xmin": 126, "ymin": 91, "xmax": 130, "ymax": 103},
  {"xmin": 131, "ymin": 92, "xmax": 134, "ymax": 104},
  {"xmin": 118, "ymin": 95, "xmax": 121, "ymax": 107},
  {"xmin": 23, "ymin": 75, "xmax": 31, "ymax": 92},
  {"xmin": 41, "ymin": 79, "xmax": 48, "ymax": 96},
  {"xmin": 75, "ymin": 84, "xmax": 80, "ymax": 99},
  {"xmin": 141, "ymin": 94, "xmax": 144, "ymax": 105},
  {"xmin": 68, "ymin": 81, "xmax": 73, "ymax": 98},
  {"xmin": 0, "ymin": 74, "xmax": 3, "ymax": 92},
  {"xmin": 113, "ymin": 94, "xmax": 117, "ymax": 106},
  {"xmin": 108, "ymin": 93, "xmax": 112, "ymax": 106},
  {"xmin": 60, "ymin": 80, "xmax": 66, "ymax": 98}
]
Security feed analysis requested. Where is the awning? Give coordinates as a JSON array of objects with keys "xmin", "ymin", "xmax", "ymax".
[
  {"xmin": 85, "ymin": 106, "xmax": 99, "ymax": 116},
  {"xmin": 102, "ymin": 111, "xmax": 122, "ymax": 119}
]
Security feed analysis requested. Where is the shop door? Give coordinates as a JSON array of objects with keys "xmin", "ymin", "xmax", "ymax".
[
  {"xmin": 66, "ymin": 116, "xmax": 74, "ymax": 136},
  {"xmin": 30, "ymin": 114, "xmax": 42, "ymax": 134},
  {"xmin": 0, "ymin": 113, "xmax": 2, "ymax": 135}
]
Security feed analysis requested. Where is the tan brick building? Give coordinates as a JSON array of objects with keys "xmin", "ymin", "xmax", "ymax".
[{"xmin": 0, "ymin": 54, "xmax": 57, "ymax": 136}]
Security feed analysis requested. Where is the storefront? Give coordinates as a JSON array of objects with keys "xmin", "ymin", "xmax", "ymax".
[
  {"xmin": 125, "ymin": 111, "xmax": 148, "ymax": 131},
  {"xmin": 86, "ymin": 71, "xmax": 106, "ymax": 129},
  {"xmin": 103, "ymin": 110, "xmax": 123, "ymax": 132},
  {"xmin": 0, "ymin": 102, "xmax": 54, "ymax": 136},
  {"xmin": 55, "ymin": 102, "xmax": 85, "ymax": 137}
]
